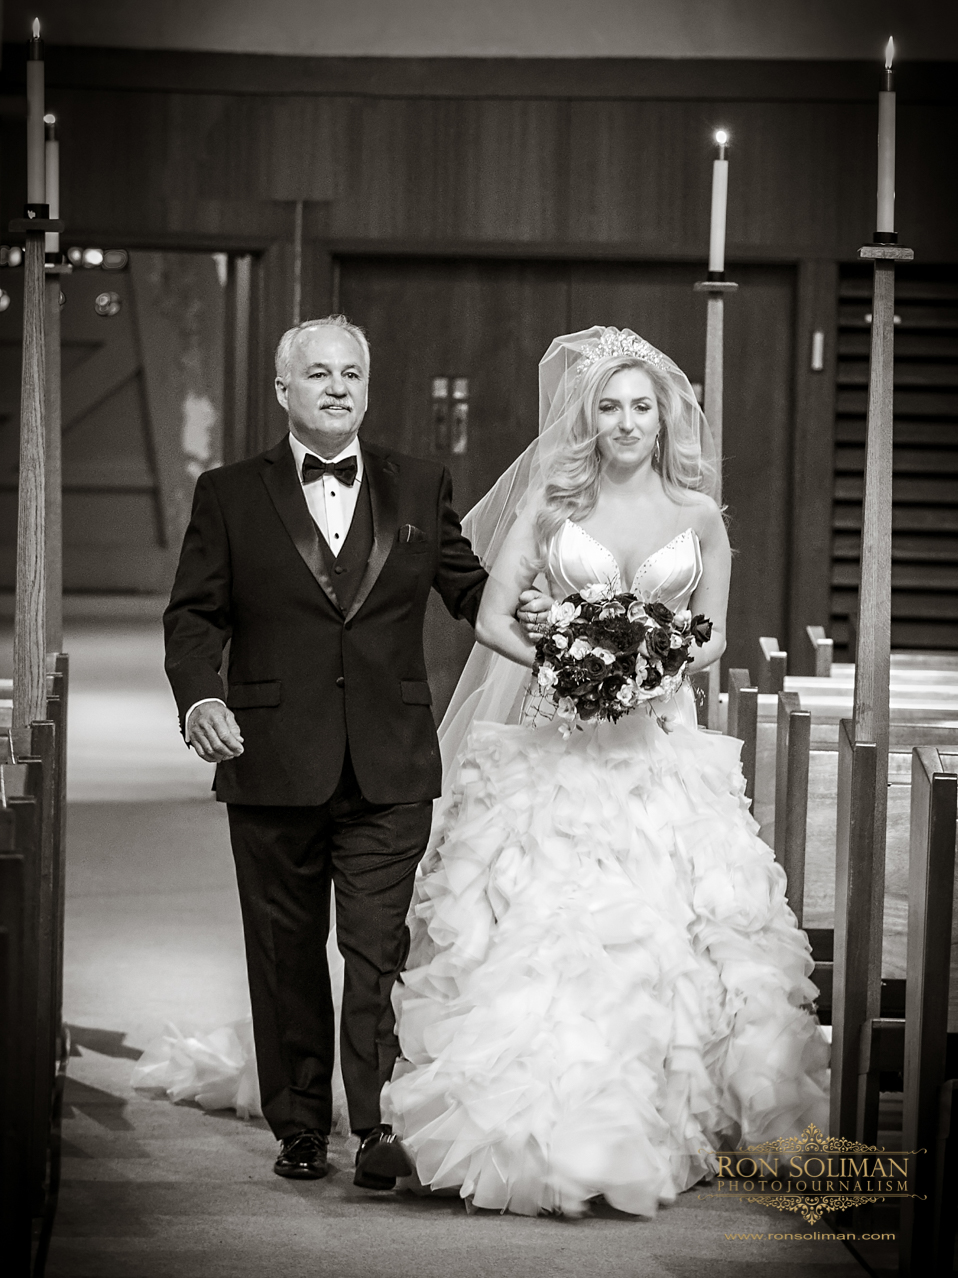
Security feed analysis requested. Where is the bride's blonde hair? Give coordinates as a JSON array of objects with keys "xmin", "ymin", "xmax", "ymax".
[{"xmin": 534, "ymin": 356, "xmax": 714, "ymax": 556}]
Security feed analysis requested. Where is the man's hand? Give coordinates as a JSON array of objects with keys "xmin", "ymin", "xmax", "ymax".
[
  {"xmin": 516, "ymin": 589, "xmax": 555, "ymax": 639},
  {"xmin": 187, "ymin": 701, "xmax": 245, "ymax": 763}
]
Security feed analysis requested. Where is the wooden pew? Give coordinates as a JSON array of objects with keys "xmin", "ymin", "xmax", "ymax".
[
  {"xmin": 774, "ymin": 691, "xmax": 810, "ymax": 926},
  {"xmin": 0, "ymin": 660, "xmax": 69, "ymax": 1276},
  {"xmin": 766, "ymin": 700, "xmax": 958, "ymax": 1138},
  {"xmin": 752, "ymin": 679, "xmax": 958, "ymax": 851},
  {"xmin": 898, "ymin": 746, "xmax": 957, "ymax": 1278},
  {"xmin": 0, "ymin": 788, "xmax": 36, "ymax": 1272},
  {"xmin": 757, "ymin": 636, "xmax": 786, "ymax": 695},
  {"xmin": 805, "ymin": 625, "xmax": 834, "ymax": 678},
  {"xmin": 726, "ymin": 668, "xmax": 758, "ymax": 803}
]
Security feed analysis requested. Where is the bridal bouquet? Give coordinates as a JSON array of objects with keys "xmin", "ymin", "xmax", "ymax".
[{"xmin": 532, "ymin": 584, "xmax": 712, "ymax": 732}]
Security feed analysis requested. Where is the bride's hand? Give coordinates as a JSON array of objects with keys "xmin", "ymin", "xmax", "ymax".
[{"xmin": 516, "ymin": 589, "xmax": 554, "ymax": 637}]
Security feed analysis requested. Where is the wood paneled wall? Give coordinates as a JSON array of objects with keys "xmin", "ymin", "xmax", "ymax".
[
  {"xmin": 3, "ymin": 90, "xmax": 955, "ymax": 259},
  {"xmin": 1, "ymin": 46, "xmax": 956, "ymax": 651}
]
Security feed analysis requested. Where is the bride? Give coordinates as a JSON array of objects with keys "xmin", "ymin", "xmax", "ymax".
[{"xmin": 379, "ymin": 326, "xmax": 829, "ymax": 1217}]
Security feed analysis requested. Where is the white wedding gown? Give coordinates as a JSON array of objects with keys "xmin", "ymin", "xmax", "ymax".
[{"xmin": 379, "ymin": 522, "xmax": 829, "ymax": 1217}]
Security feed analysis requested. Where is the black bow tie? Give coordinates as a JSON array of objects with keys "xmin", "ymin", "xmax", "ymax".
[{"xmin": 301, "ymin": 453, "xmax": 358, "ymax": 487}]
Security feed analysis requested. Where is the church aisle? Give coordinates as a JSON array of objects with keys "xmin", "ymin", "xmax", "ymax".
[{"xmin": 44, "ymin": 616, "xmax": 867, "ymax": 1277}]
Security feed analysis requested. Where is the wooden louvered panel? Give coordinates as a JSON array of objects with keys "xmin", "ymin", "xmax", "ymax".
[
  {"xmin": 834, "ymin": 532, "xmax": 958, "ymax": 562},
  {"xmin": 830, "ymin": 265, "xmax": 958, "ymax": 658},
  {"xmin": 833, "ymin": 563, "xmax": 958, "ymax": 591},
  {"xmin": 835, "ymin": 477, "xmax": 958, "ymax": 503},
  {"xmin": 837, "ymin": 420, "xmax": 956, "ymax": 446},
  {"xmin": 840, "ymin": 334, "xmax": 958, "ymax": 358}
]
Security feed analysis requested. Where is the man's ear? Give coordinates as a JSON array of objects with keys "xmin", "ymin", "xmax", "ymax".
[{"xmin": 274, "ymin": 376, "xmax": 288, "ymax": 411}]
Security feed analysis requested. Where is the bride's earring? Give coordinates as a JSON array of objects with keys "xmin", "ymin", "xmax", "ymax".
[{"xmin": 653, "ymin": 433, "xmax": 662, "ymax": 468}]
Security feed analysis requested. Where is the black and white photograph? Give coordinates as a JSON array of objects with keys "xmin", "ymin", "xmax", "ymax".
[{"xmin": 0, "ymin": 2, "xmax": 956, "ymax": 1275}]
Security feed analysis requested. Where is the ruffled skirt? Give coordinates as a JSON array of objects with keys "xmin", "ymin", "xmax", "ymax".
[{"xmin": 381, "ymin": 695, "xmax": 829, "ymax": 1217}]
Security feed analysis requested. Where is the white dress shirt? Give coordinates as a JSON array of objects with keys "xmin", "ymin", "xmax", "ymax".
[
  {"xmin": 185, "ymin": 432, "xmax": 365, "ymax": 740},
  {"xmin": 286, "ymin": 430, "xmax": 365, "ymax": 555}
]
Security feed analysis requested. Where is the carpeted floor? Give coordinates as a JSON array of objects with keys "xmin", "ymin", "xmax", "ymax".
[{"xmin": 31, "ymin": 615, "xmax": 870, "ymax": 1276}]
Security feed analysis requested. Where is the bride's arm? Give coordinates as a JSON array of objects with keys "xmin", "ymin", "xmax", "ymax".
[
  {"xmin": 686, "ymin": 499, "xmax": 731, "ymax": 672},
  {"xmin": 475, "ymin": 509, "xmax": 541, "ymax": 670}
]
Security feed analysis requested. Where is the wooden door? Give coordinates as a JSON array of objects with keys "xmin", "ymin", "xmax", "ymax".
[
  {"xmin": 338, "ymin": 256, "xmax": 568, "ymax": 716},
  {"xmin": 337, "ymin": 255, "xmax": 795, "ymax": 711}
]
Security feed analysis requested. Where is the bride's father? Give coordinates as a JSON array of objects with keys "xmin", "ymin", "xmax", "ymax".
[{"xmin": 164, "ymin": 315, "xmax": 487, "ymax": 1189}]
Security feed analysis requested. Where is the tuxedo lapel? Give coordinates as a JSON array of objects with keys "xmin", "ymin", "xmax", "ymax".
[
  {"xmin": 346, "ymin": 442, "xmax": 399, "ymax": 622},
  {"xmin": 260, "ymin": 438, "xmax": 342, "ymax": 613}
]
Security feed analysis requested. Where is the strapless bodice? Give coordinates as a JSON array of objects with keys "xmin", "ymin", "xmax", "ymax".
[{"xmin": 547, "ymin": 521, "xmax": 703, "ymax": 611}]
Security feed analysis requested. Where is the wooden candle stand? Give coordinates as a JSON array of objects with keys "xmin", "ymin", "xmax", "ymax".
[
  {"xmin": 8, "ymin": 215, "xmax": 63, "ymax": 758},
  {"xmin": 693, "ymin": 277, "xmax": 738, "ymax": 729},
  {"xmin": 43, "ymin": 259, "xmax": 71, "ymax": 657},
  {"xmin": 830, "ymin": 241, "xmax": 914, "ymax": 1143}
]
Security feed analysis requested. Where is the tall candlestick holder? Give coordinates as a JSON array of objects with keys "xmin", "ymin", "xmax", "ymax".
[
  {"xmin": 693, "ymin": 275, "xmax": 738, "ymax": 729},
  {"xmin": 830, "ymin": 238, "xmax": 913, "ymax": 1146},
  {"xmin": 44, "ymin": 256, "xmax": 70, "ymax": 656},
  {"xmin": 8, "ymin": 206, "xmax": 64, "ymax": 755}
]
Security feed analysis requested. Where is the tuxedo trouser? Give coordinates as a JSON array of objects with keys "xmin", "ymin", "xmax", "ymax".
[{"xmin": 226, "ymin": 751, "xmax": 433, "ymax": 1139}]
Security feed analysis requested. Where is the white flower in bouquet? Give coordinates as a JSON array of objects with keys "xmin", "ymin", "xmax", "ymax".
[
  {"xmin": 673, "ymin": 608, "xmax": 692, "ymax": 630},
  {"xmin": 635, "ymin": 653, "xmax": 649, "ymax": 679},
  {"xmin": 537, "ymin": 664, "xmax": 558, "ymax": 691},
  {"xmin": 555, "ymin": 694, "xmax": 578, "ymax": 737},
  {"xmin": 550, "ymin": 600, "xmax": 580, "ymax": 628},
  {"xmin": 627, "ymin": 601, "xmax": 647, "ymax": 623},
  {"xmin": 580, "ymin": 582, "xmax": 614, "ymax": 604},
  {"xmin": 592, "ymin": 647, "xmax": 616, "ymax": 666},
  {"xmin": 568, "ymin": 637, "xmax": 592, "ymax": 660},
  {"xmin": 598, "ymin": 601, "xmax": 625, "ymax": 619},
  {"xmin": 669, "ymin": 632, "xmax": 685, "ymax": 649},
  {"xmin": 552, "ymin": 632, "xmax": 569, "ymax": 651},
  {"xmin": 616, "ymin": 680, "xmax": 640, "ymax": 707}
]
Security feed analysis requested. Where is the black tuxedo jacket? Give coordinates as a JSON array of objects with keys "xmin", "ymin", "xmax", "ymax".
[{"xmin": 163, "ymin": 437, "xmax": 487, "ymax": 806}]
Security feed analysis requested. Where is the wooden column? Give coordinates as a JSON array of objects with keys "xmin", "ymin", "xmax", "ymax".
[
  {"xmin": 8, "ymin": 213, "xmax": 63, "ymax": 752},
  {"xmin": 831, "ymin": 241, "xmax": 913, "ymax": 1141},
  {"xmin": 693, "ymin": 279, "xmax": 737, "ymax": 729},
  {"xmin": 11, "ymin": 225, "xmax": 47, "ymax": 748},
  {"xmin": 831, "ymin": 720, "xmax": 878, "ymax": 1137},
  {"xmin": 44, "ymin": 270, "xmax": 64, "ymax": 654}
]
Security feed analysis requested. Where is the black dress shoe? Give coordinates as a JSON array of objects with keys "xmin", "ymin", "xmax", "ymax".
[
  {"xmin": 353, "ymin": 1124, "xmax": 414, "ymax": 1190},
  {"xmin": 273, "ymin": 1130, "xmax": 329, "ymax": 1180}
]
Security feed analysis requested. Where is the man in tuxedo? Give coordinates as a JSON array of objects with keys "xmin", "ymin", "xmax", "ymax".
[{"xmin": 164, "ymin": 315, "xmax": 492, "ymax": 1188}]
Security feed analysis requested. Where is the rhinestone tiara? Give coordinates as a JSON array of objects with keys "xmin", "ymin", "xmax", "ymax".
[{"xmin": 574, "ymin": 329, "xmax": 677, "ymax": 379}]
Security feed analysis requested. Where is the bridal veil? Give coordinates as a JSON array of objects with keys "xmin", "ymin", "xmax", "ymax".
[{"xmin": 438, "ymin": 325, "xmax": 719, "ymax": 770}]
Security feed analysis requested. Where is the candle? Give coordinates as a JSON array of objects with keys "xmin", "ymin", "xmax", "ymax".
[
  {"xmin": 876, "ymin": 37, "xmax": 895, "ymax": 237},
  {"xmin": 708, "ymin": 130, "xmax": 729, "ymax": 275},
  {"xmin": 45, "ymin": 114, "xmax": 59, "ymax": 255},
  {"xmin": 26, "ymin": 17, "xmax": 45, "ymax": 205}
]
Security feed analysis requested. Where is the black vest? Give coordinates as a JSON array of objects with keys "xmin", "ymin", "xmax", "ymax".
[{"xmin": 316, "ymin": 475, "xmax": 373, "ymax": 614}]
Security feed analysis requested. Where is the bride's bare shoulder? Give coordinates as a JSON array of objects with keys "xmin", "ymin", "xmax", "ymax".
[{"xmin": 676, "ymin": 491, "xmax": 727, "ymax": 542}]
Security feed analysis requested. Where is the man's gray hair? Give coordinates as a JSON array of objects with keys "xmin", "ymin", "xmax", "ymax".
[{"xmin": 274, "ymin": 315, "xmax": 370, "ymax": 380}]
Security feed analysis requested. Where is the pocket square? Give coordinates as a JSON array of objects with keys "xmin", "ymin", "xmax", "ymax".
[{"xmin": 398, "ymin": 524, "xmax": 426, "ymax": 544}]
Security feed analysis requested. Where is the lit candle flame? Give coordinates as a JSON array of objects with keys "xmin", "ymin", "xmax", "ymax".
[
  {"xmin": 32, "ymin": 17, "xmax": 40, "ymax": 38},
  {"xmin": 885, "ymin": 36, "xmax": 895, "ymax": 69},
  {"xmin": 714, "ymin": 129, "xmax": 729, "ymax": 146},
  {"xmin": 43, "ymin": 113, "xmax": 56, "ymax": 124}
]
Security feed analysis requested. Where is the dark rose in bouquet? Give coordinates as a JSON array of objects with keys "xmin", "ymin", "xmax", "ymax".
[{"xmin": 533, "ymin": 583, "xmax": 712, "ymax": 735}]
